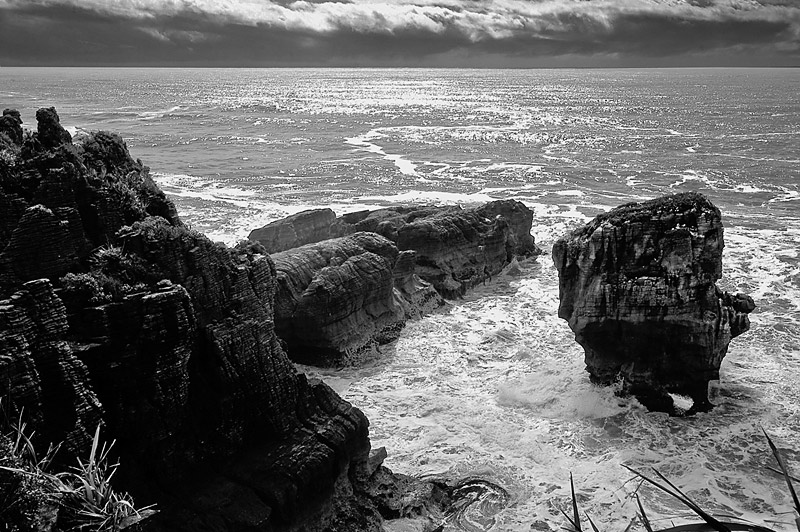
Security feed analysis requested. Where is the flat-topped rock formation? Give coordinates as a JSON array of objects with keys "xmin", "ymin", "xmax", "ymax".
[
  {"xmin": 248, "ymin": 201, "xmax": 540, "ymax": 365},
  {"xmin": 553, "ymin": 192, "xmax": 755, "ymax": 414},
  {"xmin": 248, "ymin": 208, "xmax": 352, "ymax": 254},
  {"xmin": 0, "ymin": 107, "xmax": 422, "ymax": 531},
  {"xmin": 340, "ymin": 201, "xmax": 540, "ymax": 298}
]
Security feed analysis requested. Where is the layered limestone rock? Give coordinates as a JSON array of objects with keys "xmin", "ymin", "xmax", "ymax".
[
  {"xmin": 272, "ymin": 232, "xmax": 419, "ymax": 366},
  {"xmin": 0, "ymin": 108, "xmax": 398, "ymax": 531},
  {"xmin": 248, "ymin": 208, "xmax": 352, "ymax": 253},
  {"xmin": 250, "ymin": 200, "xmax": 542, "ymax": 301},
  {"xmin": 0, "ymin": 279, "xmax": 102, "ymax": 453},
  {"xmin": 553, "ymin": 192, "xmax": 755, "ymax": 414},
  {"xmin": 338, "ymin": 201, "xmax": 541, "ymax": 298},
  {"xmin": 246, "ymin": 201, "xmax": 538, "ymax": 365}
]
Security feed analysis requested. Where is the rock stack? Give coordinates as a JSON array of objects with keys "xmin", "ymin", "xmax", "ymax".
[{"xmin": 553, "ymin": 193, "xmax": 754, "ymax": 414}]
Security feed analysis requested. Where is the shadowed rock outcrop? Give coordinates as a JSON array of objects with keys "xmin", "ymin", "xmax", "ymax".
[
  {"xmin": 0, "ymin": 108, "xmax": 414, "ymax": 531},
  {"xmin": 271, "ymin": 232, "xmax": 443, "ymax": 366},
  {"xmin": 553, "ymin": 192, "xmax": 755, "ymax": 414},
  {"xmin": 0, "ymin": 109, "xmax": 23, "ymax": 146},
  {"xmin": 35, "ymin": 107, "xmax": 72, "ymax": 150},
  {"xmin": 248, "ymin": 201, "xmax": 538, "ymax": 365}
]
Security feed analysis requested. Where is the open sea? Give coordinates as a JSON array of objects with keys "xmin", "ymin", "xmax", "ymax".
[{"xmin": 2, "ymin": 67, "xmax": 800, "ymax": 531}]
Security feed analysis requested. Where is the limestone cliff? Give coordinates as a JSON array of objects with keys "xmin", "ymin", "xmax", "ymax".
[
  {"xmin": 0, "ymin": 108, "xmax": 387, "ymax": 531},
  {"xmin": 552, "ymin": 192, "xmax": 755, "ymax": 414}
]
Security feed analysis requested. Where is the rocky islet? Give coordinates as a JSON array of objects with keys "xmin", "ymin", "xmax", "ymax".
[{"xmin": 552, "ymin": 192, "xmax": 755, "ymax": 414}]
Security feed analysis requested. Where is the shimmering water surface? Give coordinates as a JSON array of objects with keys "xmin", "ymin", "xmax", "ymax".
[{"xmin": 3, "ymin": 67, "xmax": 799, "ymax": 531}]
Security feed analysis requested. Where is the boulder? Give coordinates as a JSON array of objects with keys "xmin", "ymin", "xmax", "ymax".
[{"xmin": 553, "ymin": 192, "xmax": 755, "ymax": 414}]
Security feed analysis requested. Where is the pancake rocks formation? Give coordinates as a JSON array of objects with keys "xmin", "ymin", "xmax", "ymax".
[
  {"xmin": 0, "ymin": 107, "xmax": 446, "ymax": 531},
  {"xmin": 552, "ymin": 193, "xmax": 755, "ymax": 414},
  {"xmin": 249, "ymin": 202, "xmax": 541, "ymax": 366}
]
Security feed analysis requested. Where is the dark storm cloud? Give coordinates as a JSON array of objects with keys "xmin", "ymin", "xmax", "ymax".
[{"xmin": 0, "ymin": 0, "xmax": 798, "ymax": 66}]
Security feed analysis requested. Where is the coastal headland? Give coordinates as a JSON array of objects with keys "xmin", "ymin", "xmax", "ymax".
[{"xmin": 0, "ymin": 108, "xmax": 756, "ymax": 531}]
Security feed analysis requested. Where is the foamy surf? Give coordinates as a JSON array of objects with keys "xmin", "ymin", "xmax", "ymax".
[
  {"xmin": 305, "ymin": 252, "xmax": 800, "ymax": 532},
  {"xmin": 10, "ymin": 67, "xmax": 798, "ymax": 531}
]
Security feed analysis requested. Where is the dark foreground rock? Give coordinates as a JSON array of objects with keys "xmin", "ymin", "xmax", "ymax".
[
  {"xmin": 553, "ymin": 193, "xmax": 755, "ymax": 414},
  {"xmin": 0, "ymin": 108, "xmax": 435, "ymax": 531}
]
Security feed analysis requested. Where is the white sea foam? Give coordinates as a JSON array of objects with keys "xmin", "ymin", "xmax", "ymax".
[
  {"xmin": 305, "ymin": 251, "xmax": 800, "ymax": 531},
  {"xmin": 46, "ymin": 67, "xmax": 799, "ymax": 531},
  {"xmin": 345, "ymin": 129, "xmax": 419, "ymax": 175},
  {"xmin": 137, "ymin": 105, "xmax": 182, "ymax": 120},
  {"xmin": 357, "ymin": 189, "xmax": 496, "ymax": 205}
]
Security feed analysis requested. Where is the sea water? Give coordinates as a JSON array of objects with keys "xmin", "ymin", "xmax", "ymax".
[{"xmin": 2, "ymin": 67, "xmax": 799, "ymax": 531}]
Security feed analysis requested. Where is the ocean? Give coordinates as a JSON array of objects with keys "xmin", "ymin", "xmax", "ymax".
[{"xmin": 2, "ymin": 67, "xmax": 799, "ymax": 531}]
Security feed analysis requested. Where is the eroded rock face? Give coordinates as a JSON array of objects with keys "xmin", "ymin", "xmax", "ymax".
[
  {"xmin": 0, "ymin": 279, "xmax": 102, "ymax": 454},
  {"xmin": 248, "ymin": 208, "xmax": 353, "ymax": 253},
  {"xmin": 339, "ymin": 201, "xmax": 541, "ymax": 298},
  {"xmin": 0, "ymin": 109, "xmax": 23, "ymax": 146},
  {"xmin": 0, "ymin": 108, "xmax": 393, "ymax": 531},
  {"xmin": 247, "ymin": 201, "xmax": 538, "ymax": 365},
  {"xmin": 35, "ymin": 107, "xmax": 72, "ymax": 150},
  {"xmin": 553, "ymin": 192, "xmax": 755, "ymax": 414},
  {"xmin": 272, "ymin": 232, "xmax": 408, "ymax": 366},
  {"xmin": 253, "ymin": 200, "xmax": 542, "ymax": 300}
]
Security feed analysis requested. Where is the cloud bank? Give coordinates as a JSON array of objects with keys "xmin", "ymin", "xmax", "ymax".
[{"xmin": 0, "ymin": 0, "xmax": 798, "ymax": 66}]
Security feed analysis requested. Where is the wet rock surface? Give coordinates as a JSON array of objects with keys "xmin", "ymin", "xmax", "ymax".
[
  {"xmin": 335, "ymin": 200, "xmax": 541, "ymax": 299},
  {"xmin": 251, "ymin": 201, "xmax": 541, "ymax": 300},
  {"xmin": 553, "ymin": 192, "xmax": 755, "ymax": 414}
]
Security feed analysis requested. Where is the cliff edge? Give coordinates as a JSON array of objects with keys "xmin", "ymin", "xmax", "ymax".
[{"xmin": 0, "ymin": 108, "xmax": 391, "ymax": 531}]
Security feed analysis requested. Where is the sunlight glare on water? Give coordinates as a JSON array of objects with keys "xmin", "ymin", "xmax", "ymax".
[{"xmin": 3, "ymin": 67, "xmax": 799, "ymax": 531}]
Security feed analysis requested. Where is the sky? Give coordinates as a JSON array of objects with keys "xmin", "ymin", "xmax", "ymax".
[{"xmin": 0, "ymin": 0, "xmax": 798, "ymax": 67}]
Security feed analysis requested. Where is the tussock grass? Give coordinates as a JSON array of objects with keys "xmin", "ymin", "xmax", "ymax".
[
  {"xmin": 562, "ymin": 431, "xmax": 800, "ymax": 532},
  {"xmin": 0, "ymin": 411, "xmax": 154, "ymax": 531}
]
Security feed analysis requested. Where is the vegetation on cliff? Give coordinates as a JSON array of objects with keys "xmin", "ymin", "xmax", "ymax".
[{"xmin": 0, "ymin": 107, "xmax": 396, "ymax": 531}]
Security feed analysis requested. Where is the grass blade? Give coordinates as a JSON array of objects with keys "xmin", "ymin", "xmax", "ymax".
[
  {"xmin": 571, "ymin": 473, "xmax": 582, "ymax": 532},
  {"xmin": 766, "ymin": 466, "xmax": 800, "ymax": 484},
  {"xmin": 585, "ymin": 512, "xmax": 600, "ymax": 532},
  {"xmin": 651, "ymin": 468, "xmax": 732, "ymax": 532},
  {"xmin": 635, "ymin": 494, "xmax": 654, "ymax": 532},
  {"xmin": 762, "ymin": 428, "xmax": 800, "ymax": 517},
  {"xmin": 623, "ymin": 465, "xmax": 731, "ymax": 532}
]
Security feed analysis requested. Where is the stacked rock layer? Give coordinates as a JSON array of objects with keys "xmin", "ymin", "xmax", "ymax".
[
  {"xmin": 0, "ymin": 108, "xmax": 384, "ymax": 531},
  {"xmin": 553, "ymin": 193, "xmax": 755, "ymax": 414}
]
